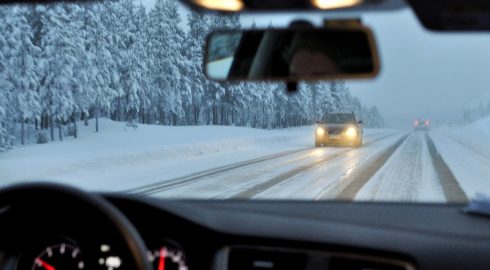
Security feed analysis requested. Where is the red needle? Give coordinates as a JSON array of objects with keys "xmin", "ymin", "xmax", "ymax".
[
  {"xmin": 35, "ymin": 258, "xmax": 56, "ymax": 270},
  {"xmin": 158, "ymin": 248, "xmax": 166, "ymax": 270}
]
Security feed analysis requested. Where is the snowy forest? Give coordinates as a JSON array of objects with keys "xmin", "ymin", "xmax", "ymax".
[
  {"xmin": 459, "ymin": 99, "xmax": 490, "ymax": 124},
  {"xmin": 0, "ymin": 0, "xmax": 384, "ymax": 152}
]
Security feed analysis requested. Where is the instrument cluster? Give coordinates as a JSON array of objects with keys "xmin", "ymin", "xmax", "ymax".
[{"xmin": 17, "ymin": 238, "xmax": 188, "ymax": 270}]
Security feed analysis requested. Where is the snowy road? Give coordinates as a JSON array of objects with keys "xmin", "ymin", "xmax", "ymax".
[
  {"xmin": 125, "ymin": 130, "xmax": 471, "ymax": 203},
  {"xmin": 2, "ymin": 119, "xmax": 487, "ymax": 202}
]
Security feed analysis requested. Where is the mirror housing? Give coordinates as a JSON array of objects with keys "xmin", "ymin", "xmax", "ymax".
[
  {"xmin": 358, "ymin": 120, "xmax": 364, "ymax": 124},
  {"xmin": 204, "ymin": 27, "xmax": 380, "ymax": 82},
  {"xmin": 179, "ymin": 0, "xmax": 405, "ymax": 12}
]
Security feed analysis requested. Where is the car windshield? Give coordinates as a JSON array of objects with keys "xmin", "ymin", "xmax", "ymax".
[
  {"xmin": 323, "ymin": 114, "xmax": 355, "ymax": 124},
  {"xmin": 0, "ymin": 1, "xmax": 489, "ymax": 203}
]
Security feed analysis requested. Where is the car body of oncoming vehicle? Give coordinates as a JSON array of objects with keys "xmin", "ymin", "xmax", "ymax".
[
  {"xmin": 413, "ymin": 117, "xmax": 430, "ymax": 131},
  {"xmin": 315, "ymin": 112, "xmax": 363, "ymax": 147}
]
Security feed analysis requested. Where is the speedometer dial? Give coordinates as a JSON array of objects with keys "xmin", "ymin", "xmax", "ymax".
[
  {"xmin": 148, "ymin": 245, "xmax": 188, "ymax": 270},
  {"xmin": 32, "ymin": 243, "xmax": 84, "ymax": 270}
]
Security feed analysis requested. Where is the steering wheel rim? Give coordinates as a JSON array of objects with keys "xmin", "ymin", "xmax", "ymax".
[{"xmin": 0, "ymin": 183, "xmax": 152, "ymax": 270}]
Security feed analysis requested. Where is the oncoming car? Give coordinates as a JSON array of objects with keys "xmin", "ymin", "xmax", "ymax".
[
  {"xmin": 413, "ymin": 117, "xmax": 430, "ymax": 131},
  {"xmin": 315, "ymin": 112, "xmax": 363, "ymax": 147}
]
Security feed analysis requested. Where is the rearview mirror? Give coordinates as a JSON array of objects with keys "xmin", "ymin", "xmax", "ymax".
[{"xmin": 205, "ymin": 27, "xmax": 379, "ymax": 81}]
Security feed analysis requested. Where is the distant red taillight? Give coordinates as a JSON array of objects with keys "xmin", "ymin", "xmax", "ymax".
[
  {"xmin": 414, "ymin": 120, "xmax": 419, "ymax": 126},
  {"xmin": 425, "ymin": 120, "xmax": 430, "ymax": 126}
]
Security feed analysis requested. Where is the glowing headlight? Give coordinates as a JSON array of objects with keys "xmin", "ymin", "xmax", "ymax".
[
  {"xmin": 193, "ymin": 0, "xmax": 244, "ymax": 11},
  {"xmin": 345, "ymin": 127, "xmax": 357, "ymax": 138},
  {"xmin": 316, "ymin": 127, "xmax": 325, "ymax": 136},
  {"xmin": 311, "ymin": 0, "xmax": 363, "ymax": 10}
]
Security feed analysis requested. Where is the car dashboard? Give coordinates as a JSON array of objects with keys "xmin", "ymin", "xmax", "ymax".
[{"xmin": 1, "ymin": 194, "xmax": 490, "ymax": 270}]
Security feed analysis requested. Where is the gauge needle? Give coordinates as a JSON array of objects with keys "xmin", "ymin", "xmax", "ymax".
[
  {"xmin": 158, "ymin": 248, "xmax": 166, "ymax": 270},
  {"xmin": 35, "ymin": 258, "xmax": 56, "ymax": 270}
]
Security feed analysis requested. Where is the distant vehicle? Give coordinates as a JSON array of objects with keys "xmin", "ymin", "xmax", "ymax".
[
  {"xmin": 413, "ymin": 118, "xmax": 430, "ymax": 131},
  {"xmin": 315, "ymin": 112, "xmax": 363, "ymax": 147}
]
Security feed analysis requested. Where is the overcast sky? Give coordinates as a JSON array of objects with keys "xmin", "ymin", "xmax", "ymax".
[{"xmin": 142, "ymin": 1, "xmax": 490, "ymax": 129}]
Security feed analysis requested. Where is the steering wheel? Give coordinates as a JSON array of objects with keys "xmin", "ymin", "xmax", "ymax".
[{"xmin": 0, "ymin": 183, "xmax": 152, "ymax": 270}]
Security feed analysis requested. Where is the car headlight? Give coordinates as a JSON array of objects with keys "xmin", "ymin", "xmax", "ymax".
[
  {"xmin": 316, "ymin": 127, "xmax": 325, "ymax": 136},
  {"xmin": 345, "ymin": 127, "xmax": 357, "ymax": 138}
]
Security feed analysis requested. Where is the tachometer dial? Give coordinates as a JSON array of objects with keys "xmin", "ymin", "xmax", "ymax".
[
  {"xmin": 32, "ymin": 243, "xmax": 84, "ymax": 270},
  {"xmin": 148, "ymin": 245, "xmax": 188, "ymax": 270}
]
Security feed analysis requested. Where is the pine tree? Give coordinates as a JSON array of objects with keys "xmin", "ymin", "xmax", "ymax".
[
  {"xmin": 8, "ymin": 8, "xmax": 41, "ymax": 144},
  {"xmin": 184, "ymin": 11, "xmax": 209, "ymax": 125},
  {"xmin": 148, "ymin": 0, "xmax": 187, "ymax": 125},
  {"xmin": 39, "ymin": 4, "xmax": 84, "ymax": 141},
  {"xmin": 135, "ymin": 3, "xmax": 153, "ymax": 125},
  {"xmin": 0, "ymin": 13, "xmax": 14, "ymax": 150}
]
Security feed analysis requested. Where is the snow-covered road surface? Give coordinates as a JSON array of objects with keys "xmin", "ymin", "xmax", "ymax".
[
  {"xmin": 1, "ymin": 119, "xmax": 488, "ymax": 202},
  {"xmin": 130, "ymin": 131, "xmax": 471, "ymax": 203}
]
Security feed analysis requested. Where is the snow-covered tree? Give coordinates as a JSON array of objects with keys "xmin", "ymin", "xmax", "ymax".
[
  {"xmin": 183, "ymin": 12, "xmax": 209, "ymax": 125},
  {"xmin": 0, "ymin": 15, "xmax": 14, "ymax": 150},
  {"xmin": 147, "ymin": 0, "xmax": 187, "ymax": 125},
  {"xmin": 39, "ymin": 5, "xmax": 83, "ymax": 141},
  {"xmin": 8, "ymin": 8, "xmax": 41, "ymax": 144},
  {"xmin": 0, "ymin": 2, "xmax": 384, "ymax": 151}
]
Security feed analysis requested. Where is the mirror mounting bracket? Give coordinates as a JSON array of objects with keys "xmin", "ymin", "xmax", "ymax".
[
  {"xmin": 323, "ymin": 18, "xmax": 363, "ymax": 28},
  {"xmin": 286, "ymin": 21, "xmax": 311, "ymax": 94},
  {"xmin": 286, "ymin": 81, "xmax": 298, "ymax": 94},
  {"xmin": 289, "ymin": 20, "xmax": 315, "ymax": 29}
]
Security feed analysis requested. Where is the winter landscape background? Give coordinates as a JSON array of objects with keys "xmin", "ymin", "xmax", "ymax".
[
  {"xmin": 0, "ymin": 0, "xmax": 385, "ymax": 151},
  {"xmin": 2, "ymin": 0, "xmax": 490, "ymax": 200}
]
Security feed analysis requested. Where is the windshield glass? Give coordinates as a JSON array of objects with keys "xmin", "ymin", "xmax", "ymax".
[
  {"xmin": 323, "ymin": 113, "xmax": 355, "ymax": 124},
  {"xmin": 0, "ymin": 1, "xmax": 489, "ymax": 203}
]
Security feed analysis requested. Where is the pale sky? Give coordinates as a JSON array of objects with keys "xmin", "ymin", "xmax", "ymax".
[{"xmin": 142, "ymin": 1, "xmax": 490, "ymax": 129}]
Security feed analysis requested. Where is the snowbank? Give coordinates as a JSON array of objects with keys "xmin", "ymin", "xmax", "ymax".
[
  {"xmin": 431, "ymin": 116, "xmax": 490, "ymax": 198},
  {"xmin": 445, "ymin": 117, "xmax": 490, "ymax": 160},
  {"xmin": 0, "ymin": 119, "xmax": 313, "ymax": 191}
]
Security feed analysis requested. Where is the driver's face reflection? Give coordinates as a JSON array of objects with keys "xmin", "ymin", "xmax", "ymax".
[{"xmin": 289, "ymin": 49, "xmax": 339, "ymax": 76}]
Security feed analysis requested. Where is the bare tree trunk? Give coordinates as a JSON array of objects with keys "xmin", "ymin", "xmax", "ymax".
[
  {"xmin": 50, "ymin": 114, "xmax": 54, "ymax": 141},
  {"xmin": 213, "ymin": 105, "xmax": 217, "ymax": 125},
  {"xmin": 117, "ymin": 98, "xmax": 122, "ymax": 121},
  {"xmin": 26, "ymin": 119, "xmax": 31, "ymax": 142},
  {"xmin": 21, "ymin": 119, "xmax": 25, "ymax": 145},
  {"xmin": 84, "ymin": 111, "xmax": 89, "ymax": 126},
  {"xmin": 95, "ymin": 106, "xmax": 99, "ymax": 133},
  {"xmin": 194, "ymin": 105, "xmax": 198, "ymax": 125},
  {"xmin": 73, "ymin": 115, "xmax": 78, "ymax": 139},
  {"xmin": 58, "ymin": 120, "xmax": 63, "ymax": 141},
  {"xmin": 41, "ymin": 113, "xmax": 47, "ymax": 130}
]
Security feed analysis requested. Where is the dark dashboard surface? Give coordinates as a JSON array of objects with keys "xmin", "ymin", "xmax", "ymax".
[
  {"xmin": 107, "ymin": 195, "xmax": 490, "ymax": 270},
  {"xmin": 2, "ymin": 194, "xmax": 490, "ymax": 270}
]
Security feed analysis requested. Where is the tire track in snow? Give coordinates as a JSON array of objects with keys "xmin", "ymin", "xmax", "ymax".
[
  {"xmin": 124, "ymin": 148, "xmax": 310, "ymax": 195},
  {"xmin": 335, "ymin": 135, "xmax": 409, "ymax": 201},
  {"xmin": 230, "ymin": 133, "xmax": 398, "ymax": 199},
  {"xmin": 126, "ymin": 132, "xmax": 387, "ymax": 196},
  {"xmin": 354, "ymin": 132, "xmax": 446, "ymax": 202},
  {"xmin": 425, "ymin": 134, "xmax": 468, "ymax": 202}
]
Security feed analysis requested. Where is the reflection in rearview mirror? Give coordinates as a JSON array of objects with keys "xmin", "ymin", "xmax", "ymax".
[{"xmin": 205, "ymin": 27, "xmax": 380, "ymax": 81}]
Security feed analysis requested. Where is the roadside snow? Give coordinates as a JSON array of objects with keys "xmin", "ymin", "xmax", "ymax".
[
  {"xmin": 444, "ymin": 117, "xmax": 490, "ymax": 160},
  {"xmin": 0, "ymin": 119, "xmax": 312, "ymax": 191},
  {"xmin": 431, "ymin": 117, "xmax": 490, "ymax": 198}
]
